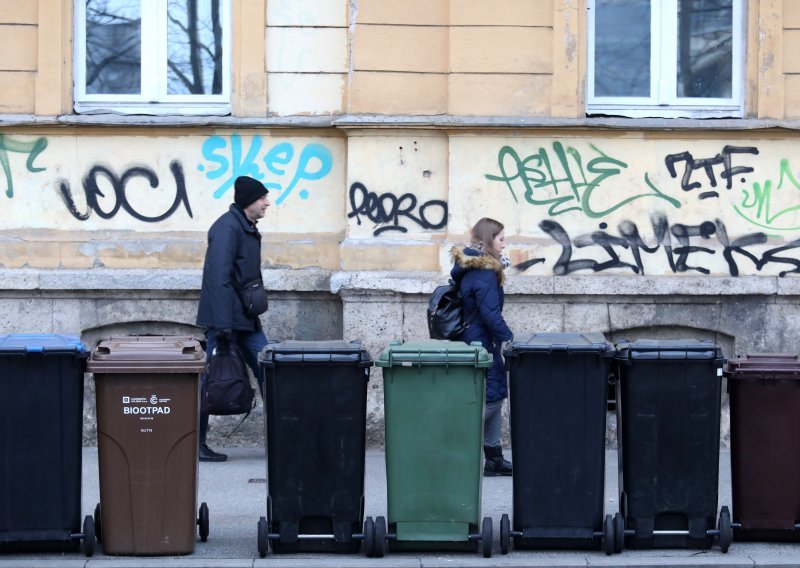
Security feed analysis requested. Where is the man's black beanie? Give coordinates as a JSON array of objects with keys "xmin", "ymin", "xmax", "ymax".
[{"xmin": 234, "ymin": 176, "xmax": 269, "ymax": 208}]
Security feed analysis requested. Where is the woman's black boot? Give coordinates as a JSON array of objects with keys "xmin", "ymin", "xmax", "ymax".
[{"xmin": 483, "ymin": 445, "xmax": 512, "ymax": 477}]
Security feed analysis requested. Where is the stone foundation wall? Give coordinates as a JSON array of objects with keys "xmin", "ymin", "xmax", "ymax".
[{"xmin": 3, "ymin": 268, "xmax": 794, "ymax": 449}]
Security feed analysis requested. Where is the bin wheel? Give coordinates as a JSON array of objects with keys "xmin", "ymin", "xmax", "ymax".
[
  {"xmin": 257, "ymin": 516, "xmax": 269, "ymax": 558},
  {"xmin": 363, "ymin": 516, "xmax": 375, "ymax": 557},
  {"xmin": 82, "ymin": 515, "xmax": 96, "ymax": 557},
  {"xmin": 613, "ymin": 512, "xmax": 624, "ymax": 553},
  {"xmin": 373, "ymin": 516, "xmax": 386, "ymax": 558},
  {"xmin": 94, "ymin": 503, "xmax": 102, "ymax": 544},
  {"xmin": 481, "ymin": 516, "xmax": 493, "ymax": 558},
  {"xmin": 718, "ymin": 506, "xmax": 732, "ymax": 553},
  {"xmin": 197, "ymin": 502, "xmax": 209, "ymax": 542},
  {"xmin": 601, "ymin": 514, "xmax": 613, "ymax": 555},
  {"xmin": 500, "ymin": 513, "xmax": 510, "ymax": 554}
]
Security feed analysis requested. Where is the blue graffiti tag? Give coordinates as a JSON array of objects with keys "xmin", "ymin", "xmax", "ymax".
[{"xmin": 198, "ymin": 133, "xmax": 333, "ymax": 205}]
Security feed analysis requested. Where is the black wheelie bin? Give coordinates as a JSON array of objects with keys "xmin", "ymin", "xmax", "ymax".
[
  {"xmin": 725, "ymin": 354, "xmax": 800, "ymax": 541},
  {"xmin": 87, "ymin": 335, "xmax": 208, "ymax": 555},
  {"xmin": 256, "ymin": 340, "xmax": 372, "ymax": 557},
  {"xmin": 0, "ymin": 333, "xmax": 95, "ymax": 556},
  {"xmin": 501, "ymin": 333, "xmax": 618, "ymax": 554},
  {"xmin": 615, "ymin": 339, "xmax": 730, "ymax": 552}
]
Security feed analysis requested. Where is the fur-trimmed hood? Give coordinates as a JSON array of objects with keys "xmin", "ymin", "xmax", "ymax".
[{"xmin": 450, "ymin": 246, "xmax": 505, "ymax": 286}]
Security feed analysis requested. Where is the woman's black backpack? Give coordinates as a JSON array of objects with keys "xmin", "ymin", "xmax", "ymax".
[{"xmin": 427, "ymin": 280, "xmax": 479, "ymax": 340}]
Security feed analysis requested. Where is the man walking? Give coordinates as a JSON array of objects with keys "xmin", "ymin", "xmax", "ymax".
[{"xmin": 196, "ymin": 176, "xmax": 270, "ymax": 462}]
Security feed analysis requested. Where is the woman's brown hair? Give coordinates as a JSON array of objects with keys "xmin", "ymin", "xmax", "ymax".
[{"xmin": 470, "ymin": 217, "xmax": 504, "ymax": 260}]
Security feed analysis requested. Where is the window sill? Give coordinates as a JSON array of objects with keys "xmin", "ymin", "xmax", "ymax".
[{"xmin": 73, "ymin": 102, "xmax": 232, "ymax": 117}]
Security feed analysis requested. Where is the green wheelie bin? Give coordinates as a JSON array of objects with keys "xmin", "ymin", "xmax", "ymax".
[{"xmin": 369, "ymin": 340, "xmax": 494, "ymax": 558}]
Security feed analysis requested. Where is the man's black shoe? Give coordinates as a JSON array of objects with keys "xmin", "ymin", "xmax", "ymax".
[{"xmin": 199, "ymin": 443, "xmax": 227, "ymax": 462}]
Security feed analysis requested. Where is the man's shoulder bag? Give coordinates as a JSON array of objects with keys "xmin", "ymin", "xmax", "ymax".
[
  {"xmin": 238, "ymin": 278, "xmax": 269, "ymax": 317},
  {"xmin": 201, "ymin": 345, "xmax": 255, "ymax": 416},
  {"xmin": 427, "ymin": 279, "xmax": 479, "ymax": 340}
]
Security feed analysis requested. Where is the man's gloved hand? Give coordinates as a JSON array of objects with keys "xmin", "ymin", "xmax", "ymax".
[
  {"xmin": 215, "ymin": 328, "xmax": 233, "ymax": 355},
  {"xmin": 501, "ymin": 337, "xmax": 514, "ymax": 355}
]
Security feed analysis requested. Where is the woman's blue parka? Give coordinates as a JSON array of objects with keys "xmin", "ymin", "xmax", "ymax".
[{"xmin": 450, "ymin": 246, "xmax": 513, "ymax": 402}]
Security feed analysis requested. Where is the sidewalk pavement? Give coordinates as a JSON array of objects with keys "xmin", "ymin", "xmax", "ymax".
[{"xmin": 1, "ymin": 448, "xmax": 798, "ymax": 568}]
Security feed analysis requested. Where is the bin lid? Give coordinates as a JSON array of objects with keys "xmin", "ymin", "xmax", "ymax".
[
  {"xmin": 259, "ymin": 340, "xmax": 372, "ymax": 366},
  {"xmin": 87, "ymin": 335, "xmax": 206, "ymax": 373},
  {"xmin": 504, "ymin": 332, "xmax": 613, "ymax": 357},
  {"xmin": 725, "ymin": 353, "xmax": 800, "ymax": 379},
  {"xmin": 616, "ymin": 339, "xmax": 724, "ymax": 361},
  {"xmin": 375, "ymin": 340, "xmax": 492, "ymax": 368},
  {"xmin": 0, "ymin": 333, "xmax": 87, "ymax": 355}
]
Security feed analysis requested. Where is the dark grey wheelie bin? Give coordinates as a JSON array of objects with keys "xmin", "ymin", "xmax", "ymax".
[
  {"xmin": 501, "ymin": 333, "xmax": 618, "ymax": 554},
  {"xmin": 0, "ymin": 333, "xmax": 95, "ymax": 556},
  {"xmin": 256, "ymin": 340, "xmax": 372, "ymax": 557},
  {"xmin": 615, "ymin": 339, "xmax": 730, "ymax": 552}
]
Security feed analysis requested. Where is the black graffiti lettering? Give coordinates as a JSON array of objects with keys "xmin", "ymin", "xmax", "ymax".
[
  {"xmin": 714, "ymin": 219, "xmax": 767, "ymax": 277},
  {"xmin": 573, "ymin": 230, "xmax": 638, "ymax": 273},
  {"xmin": 513, "ymin": 258, "xmax": 545, "ymax": 271},
  {"xmin": 618, "ymin": 217, "xmax": 670, "ymax": 276},
  {"xmin": 757, "ymin": 239, "xmax": 800, "ymax": 277},
  {"xmin": 58, "ymin": 161, "xmax": 192, "ymax": 222},
  {"xmin": 720, "ymin": 145, "xmax": 759, "ymax": 188},
  {"xmin": 664, "ymin": 145, "xmax": 759, "ymax": 198},
  {"xmin": 347, "ymin": 181, "xmax": 447, "ymax": 236},
  {"xmin": 669, "ymin": 222, "xmax": 716, "ymax": 274},
  {"xmin": 539, "ymin": 214, "xmax": 800, "ymax": 277}
]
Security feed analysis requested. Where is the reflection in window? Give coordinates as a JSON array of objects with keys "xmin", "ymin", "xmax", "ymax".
[
  {"xmin": 167, "ymin": 0, "xmax": 223, "ymax": 95},
  {"xmin": 677, "ymin": 0, "xmax": 732, "ymax": 98},
  {"xmin": 85, "ymin": 0, "xmax": 141, "ymax": 95},
  {"xmin": 594, "ymin": 0, "xmax": 651, "ymax": 98}
]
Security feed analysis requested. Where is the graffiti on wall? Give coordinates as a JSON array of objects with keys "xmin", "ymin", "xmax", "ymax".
[
  {"xmin": 348, "ymin": 181, "xmax": 448, "ymax": 236},
  {"xmin": 476, "ymin": 139, "xmax": 800, "ymax": 277},
  {"xmin": 0, "ymin": 134, "xmax": 48, "ymax": 198},
  {"xmin": 199, "ymin": 133, "xmax": 333, "ymax": 205},
  {"xmin": 484, "ymin": 142, "xmax": 681, "ymax": 218},
  {"xmin": 58, "ymin": 161, "xmax": 192, "ymax": 222}
]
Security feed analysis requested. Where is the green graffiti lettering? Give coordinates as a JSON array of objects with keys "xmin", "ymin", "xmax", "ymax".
[
  {"xmin": 485, "ymin": 142, "xmax": 679, "ymax": 219},
  {"xmin": 0, "ymin": 135, "xmax": 48, "ymax": 198},
  {"xmin": 734, "ymin": 159, "xmax": 800, "ymax": 231}
]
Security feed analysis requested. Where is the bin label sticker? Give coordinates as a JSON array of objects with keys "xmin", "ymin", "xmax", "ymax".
[{"xmin": 120, "ymin": 393, "xmax": 173, "ymax": 416}]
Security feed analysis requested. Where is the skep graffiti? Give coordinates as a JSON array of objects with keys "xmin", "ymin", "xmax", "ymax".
[{"xmin": 199, "ymin": 133, "xmax": 333, "ymax": 205}]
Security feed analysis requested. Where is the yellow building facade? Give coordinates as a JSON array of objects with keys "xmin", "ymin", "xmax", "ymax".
[{"xmin": 1, "ymin": 0, "xmax": 798, "ymax": 444}]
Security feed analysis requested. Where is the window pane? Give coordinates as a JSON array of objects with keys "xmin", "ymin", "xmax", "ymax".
[
  {"xmin": 167, "ymin": 0, "xmax": 224, "ymax": 95},
  {"xmin": 594, "ymin": 0, "xmax": 651, "ymax": 97},
  {"xmin": 677, "ymin": 0, "xmax": 732, "ymax": 98},
  {"xmin": 85, "ymin": 0, "xmax": 141, "ymax": 95}
]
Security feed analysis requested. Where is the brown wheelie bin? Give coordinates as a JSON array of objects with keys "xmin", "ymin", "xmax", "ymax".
[
  {"xmin": 87, "ymin": 336, "xmax": 208, "ymax": 555},
  {"xmin": 726, "ymin": 354, "xmax": 800, "ymax": 541}
]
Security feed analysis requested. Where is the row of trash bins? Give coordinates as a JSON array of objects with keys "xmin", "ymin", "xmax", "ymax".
[{"xmin": 0, "ymin": 332, "xmax": 798, "ymax": 558}]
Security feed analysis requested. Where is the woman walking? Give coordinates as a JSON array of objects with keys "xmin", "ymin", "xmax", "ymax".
[{"xmin": 450, "ymin": 217, "xmax": 514, "ymax": 476}]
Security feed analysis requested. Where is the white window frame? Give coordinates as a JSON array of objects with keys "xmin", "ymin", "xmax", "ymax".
[
  {"xmin": 74, "ymin": 0, "xmax": 232, "ymax": 116},
  {"xmin": 587, "ymin": 0, "xmax": 744, "ymax": 119}
]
